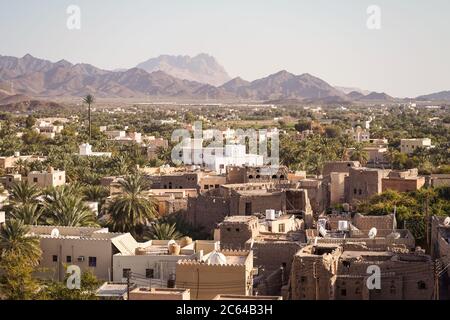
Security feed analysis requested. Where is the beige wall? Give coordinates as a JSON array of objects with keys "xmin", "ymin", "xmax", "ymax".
[
  {"xmin": 129, "ymin": 287, "xmax": 190, "ymax": 300},
  {"xmin": 176, "ymin": 251, "xmax": 253, "ymax": 300},
  {"xmin": 28, "ymin": 171, "xmax": 66, "ymax": 188},
  {"xmin": 36, "ymin": 237, "xmax": 114, "ymax": 281}
]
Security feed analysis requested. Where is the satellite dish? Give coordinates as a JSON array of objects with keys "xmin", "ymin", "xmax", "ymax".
[
  {"xmin": 319, "ymin": 226, "xmax": 328, "ymax": 237},
  {"xmin": 50, "ymin": 228, "xmax": 60, "ymax": 238},
  {"xmin": 444, "ymin": 217, "xmax": 450, "ymax": 227},
  {"xmin": 368, "ymin": 227, "xmax": 377, "ymax": 239}
]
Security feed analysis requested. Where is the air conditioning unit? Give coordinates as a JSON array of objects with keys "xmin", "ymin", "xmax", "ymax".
[{"xmin": 77, "ymin": 256, "xmax": 85, "ymax": 262}]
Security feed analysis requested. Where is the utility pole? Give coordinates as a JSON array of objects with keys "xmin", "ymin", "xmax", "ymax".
[
  {"xmin": 127, "ymin": 271, "xmax": 131, "ymax": 300},
  {"xmin": 426, "ymin": 194, "xmax": 430, "ymax": 253},
  {"xmin": 88, "ymin": 103, "xmax": 91, "ymax": 143},
  {"xmin": 434, "ymin": 260, "xmax": 441, "ymax": 300},
  {"xmin": 313, "ymin": 262, "xmax": 319, "ymax": 300}
]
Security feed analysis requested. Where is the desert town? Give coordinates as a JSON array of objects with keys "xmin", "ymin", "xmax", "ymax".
[{"xmin": 0, "ymin": 97, "xmax": 449, "ymax": 301}]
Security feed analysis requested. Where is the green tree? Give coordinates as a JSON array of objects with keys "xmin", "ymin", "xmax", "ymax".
[
  {"xmin": 0, "ymin": 250, "xmax": 40, "ymax": 300},
  {"xmin": 10, "ymin": 203, "xmax": 43, "ymax": 225},
  {"xmin": 350, "ymin": 144, "xmax": 369, "ymax": 166},
  {"xmin": 294, "ymin": 119, "xmax": 312, "ymax": 132},
  {"xmin": 43, "ymin": 193, "xmax": 97, "ymax": 227},
  {"xmin": 0, "ymin": 219, "xmax": 42, "ymax": 267},
  {"xmin": 83, "ymin": 94, "xmax": 95, "ymax": 143},
  {"xmin": 9, "ymin": 181, "xmax": 41, "ymax": 206},
  {"xmin": 39, "ymin": 269, "xmax": 100, "ymax": 300},
  {"xmin": 106, "ymin": 174, "xmax": 157, "ymax": 237},
  {"xmin": 148, "ymin": 222, "xmax": 183, "ymax": 240},
  {"xmin": 25, "ymin": 115, "xmax": 36, "ymax": 129}
]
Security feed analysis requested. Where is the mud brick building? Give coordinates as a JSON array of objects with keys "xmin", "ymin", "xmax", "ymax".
[
  {"xmin": 186, "ymin": 182, "xmax": 315, "ymax": 232},
  {"xmin": 344, "ymin": 167, "xmax": 391, "ymax": 204},
  {"xmin": 290, "ymin": 244, "xmax": 434, "ymax": 300},
  {"xmin": 226, "ymin": 165, "xmax": 289, "ymax": 184},
  {"xmin": 382, "ymin": 169, "xmax": 426, "ymax": 193}
]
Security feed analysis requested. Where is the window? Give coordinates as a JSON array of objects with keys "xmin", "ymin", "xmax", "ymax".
[
  {"xmin": 123, "ymin": 268, "xmax": 131, "ymax": 278},
  {"xmin": 204, "ymin": 185, "xmax": 209, "ymax": 190},
  {"xmin": 245, "ymin": 202, "xmax": 252, "ymax": 215},
  {"xmin": 145, "ymin": 269, "xmax": 154, "ymax": 279},
  {"xmin": 52, "ymin": 255, "xmax": 58, "ymax": 262},
  {"xmin": 390, "ymin": 285, "xmax": 396, "ymax": 294},
  {"xmin": 354, "ymin": 188, "xmax": 357, "ymax": 194},
  {"xmin": 227, "ymin": 228, "xmax": 231, "ymax": 232},
  {"xmin": 33, "ymin": 177, "xmax": 38, "ymax": 183},
  {"xmin": 215, "ymin": 184, "xmax": 219, "ymax": 188},
  {"xmin": 417, "ymin": 281, "xmax": 427, "ymax": 290},
  {"xmin": 358, "ymin": 189, "xmax": 362, "ymax": 195},
  {"xmin": 279, "ymin": 224, "xmax": 285, "ymax": 233},
  {"xmin": 340, "ymin": 289, "xmax": 347, "ymax": 296},
  {"xmin": 88, "ymin": 256, "xmax": 97, "ymax": 267},
  {"xmin": 235, "ymin": 228, "xmax": 240, "ymax": 232},
  {"xmin": 59, "ymin": 176, "xmax": 62, "ymax": 180},
  {"xmin": 66, "ymin": 256, "xmax": 72, "ymax": 263}
]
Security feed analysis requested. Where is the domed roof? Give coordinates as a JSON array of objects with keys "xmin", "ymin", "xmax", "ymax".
[{"xmin": 206, "ymin": 251, "xmax": 227, "ymax": 265}]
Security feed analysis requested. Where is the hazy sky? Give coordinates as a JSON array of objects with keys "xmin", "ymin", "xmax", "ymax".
[{"xmin": 0, "ymin": 0, "xmax": 449, "ymax": 97}]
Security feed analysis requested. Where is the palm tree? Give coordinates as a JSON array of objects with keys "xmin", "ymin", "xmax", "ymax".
[
  {"xmin": 83, "ymin": 185, "xmax": 109, "ymax": 213},
  {"xmin": 10, "ymin": 203, "xmax": 43, "ymax": 225},
  {"xmin": 9, "ymin": 180, "xmax": 41, "ymax": 206},
  {"xmin": 148, "ymin": 222, "xmax": 183, "ymax": 240},
  {"xmin": 83, "ymin": 94, "xmax": 95, "ymax": 143},
  {"xmin": 13, "ymin": 158, "xmax": 30, "ymax": 176},
  {"xmin": 112, "ymin": 155, "xmax": 132, "ymax": 176},
  {"xmin": 107, "ymin": 174, "xmax": 157, "ymax": 236},
  {"xmin": 0, "ymin": 219, "xmax": 41, "ymax": 267},
  {"xmin": 44, "ymin": 194, "xmax": 97, "ymax": 227},
  {"xmin": 350, "ymin": 144, "xmax": 369, "ymax": 166},
  {"xmin": 83, "ymin": 185, "xmax": 109, "ymax": 202}
]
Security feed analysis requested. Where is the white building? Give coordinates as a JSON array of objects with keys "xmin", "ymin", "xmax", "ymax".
[
  {"xmin": 400, "ymin": 138, "xmax": 434, "ymax": 154},
  {"xmin": 28, "ymin": 167, "xmax": 66, "ymax": 188},
  {"xmin": 79, "ymin": 143, "xmax": 112, "ymax": 157},
  {"xmin": 346, "ymin": 126, "xmax": 370, "ymax": 143},
  {"xmin": 181, "ymin": 139, "xmax": 264, "ymax": 174}
]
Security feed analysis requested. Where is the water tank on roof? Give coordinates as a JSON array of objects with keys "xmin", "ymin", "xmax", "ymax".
[
  {"xmin": 206, "ymin": 251, "xmax": 227, "ymax": 265},
  {"xmin": 266, "ymin": 209, "xmax": 276, "ymax": 221},
  {"xmin": 338, "ymin": 220, "xmax": 349, "ymax": 231},
  {"xmin": 342, "ymin": 203, "xmax": 350, "ymax": 212},
  {"xmin": 50, "ymin": 228, "xmax": 60, "ymax": 238}
]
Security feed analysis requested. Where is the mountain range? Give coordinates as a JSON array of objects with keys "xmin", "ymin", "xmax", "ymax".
[
  {"xmin": 136, "ymin": 54, "xmax": 231, "ymax": 86},
  {"xmin": 0, "ymin": 53, "xmax": 448, "ymax": 104}
]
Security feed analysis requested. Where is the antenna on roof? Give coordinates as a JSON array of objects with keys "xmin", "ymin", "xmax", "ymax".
[{"xmin": 368, "ymin": 227, "xmax": 377, "ymax": 239}]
